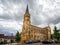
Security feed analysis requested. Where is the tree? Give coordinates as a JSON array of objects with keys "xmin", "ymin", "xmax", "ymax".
[
  {"xmin": 53, "ymin": 26, "xmax": 60, "ymax": 40},
  {"xmin": 15, "ymin": 31, "xmax": 20, "ymax": 42},
  {"xmin": 57, "ymin": 29, "xmax": 60, "ymax": 40},
  {"xmin": 53, "ymin": 26, "xmax": 57, "ymax": 39}
]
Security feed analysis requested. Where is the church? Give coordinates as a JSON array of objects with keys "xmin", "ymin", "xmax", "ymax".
[{"xmin": 21, "ymin": 5, "xmax": 51, "ymax": 43}]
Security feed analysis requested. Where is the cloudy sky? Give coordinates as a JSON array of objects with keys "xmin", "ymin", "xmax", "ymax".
[{"xmin": 0, "ymin": 0, "xmax": 60, "ymax": 36}]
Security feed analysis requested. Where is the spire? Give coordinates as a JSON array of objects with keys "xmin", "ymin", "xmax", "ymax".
[{"xmin": 26, "ymin": 4, "xmax": 29, "ymax": 13}]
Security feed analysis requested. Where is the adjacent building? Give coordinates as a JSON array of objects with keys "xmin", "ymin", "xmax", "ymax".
[
  {"xmin": 0, "ymin": 34, "xmax": 15, "ymax": 43},
  {"xmin": 0, "ymin": 34, "xmax": 4, "ymax": 43},
  {"xmin": 4, "ymin": 36, "xmax": 15, "ymax": 43}
]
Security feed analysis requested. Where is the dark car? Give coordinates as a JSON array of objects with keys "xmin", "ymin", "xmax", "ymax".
[
  {"xmin": 32, "ymin": 40, "xmax": 40, "ymax": 43},
  {"xmin": 36, "ymin": 40, "xmax": 40, "ymax": 42},
  {"xmin": 42, "ymin": 40, "xmax": 53, "ymax": 44},
  {"xmin": 25, "ymin": 40, "xmax": 40, "ymax": 44},
  {"xmin": 25, "ymin": 40, "xmax": 34, "ymax": 44}
]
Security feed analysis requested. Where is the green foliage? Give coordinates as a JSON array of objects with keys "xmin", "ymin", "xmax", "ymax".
[
  {"xmin": 15, "ymin": 31, "xmax": 21, "ymax": 42},
  {"xmin": 53, "ymin": 26, "xmax": 60, "ymax": 40},
  {"xmin": 4, "ymin": 40, "xmax": 7, "ymax": 44}
]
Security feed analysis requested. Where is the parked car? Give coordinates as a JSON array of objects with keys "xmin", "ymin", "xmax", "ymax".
[
  {"xmin": 42, "ymin": 40, "xmax": 53, "ymax": 44},
  {"xmin": 25, "ymin": 40, "xmax": 34, "ymax": 44},
  {"xmin": 25, "ymin": 40, "xmax": 40, "ymax": 44},
  {"xmin": 32, "ymin": 40, "xmax": 40, "ymax": 43},
  {"xmin": 36, "ymin": 40, "xmax": 40, "ymax": 42}
]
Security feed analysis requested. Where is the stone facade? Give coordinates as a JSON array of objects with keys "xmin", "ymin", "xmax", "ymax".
[{"xmin": 21, "ymin": 5, "xmax": 51, "ymax": 42}]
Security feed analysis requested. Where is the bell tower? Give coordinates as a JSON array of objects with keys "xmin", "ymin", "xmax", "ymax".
[
  {"xmin": 21, "ymin": 5, "xmax": 31, "ymax": 42},
  {"xmin": 22, "ymin": 5, "xmax": 30, "ymax": 32}
]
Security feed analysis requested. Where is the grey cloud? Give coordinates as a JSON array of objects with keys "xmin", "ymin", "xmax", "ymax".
[
  {"xmin": 0, "ymin": 0, "xmax": 60, "ymax": 25},
  {"xmin": 0, "ymin": 0, "xmax": 60, "ymax": 34},
  {"xmin": 0, "ymin": 24, "xmax": 17, "ymax": 36},
  {"xmin": 48, "ymin": 14, "xmax": 60, "ymax": 24},
  {"xmin": 30, "ymin": 0, "xmax": 60, "ymax": 25},
  {"xmin": 0, "ymin": 0, "xmax": 39, "ymax": 21},
  {"xmin": 0, "ymin": 0, "xmax": 24, "ymax": 21},
  {"xmin": 0, "ymin": 14, "xmax": 13, "ymax": 20}
]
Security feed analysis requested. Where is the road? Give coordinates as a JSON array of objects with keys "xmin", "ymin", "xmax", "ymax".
[{"xmin": 1, "ymin": 43, "xmax": 60, "ymax": 45}]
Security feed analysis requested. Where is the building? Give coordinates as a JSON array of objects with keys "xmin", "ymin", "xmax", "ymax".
[
  {"xmin": 0, "ymin": 34, "xmax": 15, "ymax": 43},
  {"xmin": 21, "ymin": 5, "xmax": 51, "ymax": 43},
  {"xmin": 4, "ymin": 36, "xmax": 15, "ymax": 43},
  {"xmin": 0, "ymin": 34, "xmax": 4, "ymax": 43}
]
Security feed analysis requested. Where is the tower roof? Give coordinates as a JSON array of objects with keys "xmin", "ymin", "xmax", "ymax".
[{"xmin": 25, "ymin": 5, "xmax": 29, "ymax": 13}]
